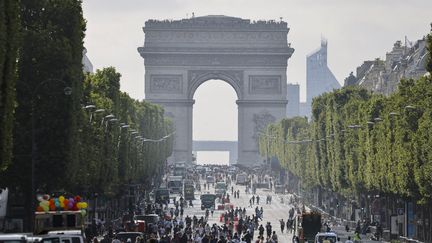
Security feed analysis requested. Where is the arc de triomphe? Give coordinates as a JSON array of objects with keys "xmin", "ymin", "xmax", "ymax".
[{"xmin": 138, "ymin": 15, "xmax": 294, "ymax": 165}]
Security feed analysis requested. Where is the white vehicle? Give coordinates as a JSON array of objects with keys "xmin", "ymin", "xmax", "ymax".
[
  {"xmin": 314, "ymin": 232, "xmax": 338, "ymax": 243},
  {"xmin": 167, "ymin": 176, "xmax": 183, "ymax": 194},
  {"xmin": 41, "ymin": 231, "xmax": 85, "ymax": 243},
  {"xmin": 0, "ymin": 234, "xmax": 28, "ymax": 243},
  {"xmin": 236, "ymin": 173, "xmax": 248, "ymax": 185},
  {"xmin": 173, "ymin": 162, "xmax": 186, "ymax": 177}
]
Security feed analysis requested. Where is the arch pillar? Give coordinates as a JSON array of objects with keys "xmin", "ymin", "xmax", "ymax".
[{"xmin": 146, "ymin": 98, "xmax": 195, "ymax": 163}]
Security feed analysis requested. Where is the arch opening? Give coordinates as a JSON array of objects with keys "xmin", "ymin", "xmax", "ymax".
[{"xmin": 192, "ymin": 79, "xmax": 238, "ymax": 165}]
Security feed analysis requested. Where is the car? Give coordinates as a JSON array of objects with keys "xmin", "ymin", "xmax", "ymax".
[
  {"xmin": 41, "ymin": 231, "xmax": 85, "ymax": 243},
  {"xmin": 140, "ymin": 214, "xmax": 160, "ymax": 225},
  {"xmin": 115, "ymin": 232, "xmax": 143, "ymax": 243},
  {"xmin": 314, "ymin": 232, "xmax": 338, "ymax": 243},
  {"xmin": 0, "ymin": 234, "xmax": 28, "ymax": 243}
]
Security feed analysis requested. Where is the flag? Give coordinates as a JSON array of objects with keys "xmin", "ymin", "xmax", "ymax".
[{"xmin": 0, "ymin": 188, "xmax": 8, "ymax": 217}]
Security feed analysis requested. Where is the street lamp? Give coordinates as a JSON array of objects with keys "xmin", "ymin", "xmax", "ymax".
[
  {"xmin": 405, "ymin": 105, "xmax": 416, "ymax": 110},
  {"xmin": 95, "ymin": 109, "xmax": 105, "ymax": 113},
  {"xmin": 83, "ymin": 105, "xmax": 96, "ymax": 122},
  {"xmin": 31, "ymin": 78, "xmax": 71, "ymax": 231},
  {"xmin": 374, "ymin": 117, "xmax": 383, "ymax": 122}
]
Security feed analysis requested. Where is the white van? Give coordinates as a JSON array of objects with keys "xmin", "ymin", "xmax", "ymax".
[
  {"xmin": 0, "ymin": 234, "xmax": 28, "ymax": 243},
  {"xmin": 40, "ymin": 230, "xmax": 85, "ymax": 243},
  {"xmin": 314, "ymin": 232, "xmax": 338, "ymax": 243}
]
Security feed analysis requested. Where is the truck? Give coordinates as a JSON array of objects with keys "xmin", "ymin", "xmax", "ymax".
[
  {"xmin": 154, "ymin": 187, "xmax": 170, "ymax": 204},
  {"xmin": 274, "ymin": 184, "xmax": 285, "ymax": 194},
  {"xmin": 34, "ymin": 211, "xmax": 85, "ymax": 235},
  {"xmin": 214, "ymin": 182, "xmax": 227, "ymax": 197},
  {"xmin": 200, "ymin": 193, "xmax": 217, "ymax": 210},
  {"xmin": 293, "ymin": 211, "xmax": 322, "ymax": 243},
  {"xmin": 167, "ymin": 176, "xmax": 183, "ymax": 194},
  {"xmin": 183, "ymin": 180, "xmax": 195, "ymax": 200}
]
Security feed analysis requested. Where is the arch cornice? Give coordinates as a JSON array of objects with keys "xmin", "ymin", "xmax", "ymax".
[{"xmin": 187, "ymin": 70, "xmax": 244, "ymax": 99}]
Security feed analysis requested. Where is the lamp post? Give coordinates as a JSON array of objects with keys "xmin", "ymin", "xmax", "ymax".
[{"xmin": 30, "ymin": 78, "xmax": 71, "ymax": 231}]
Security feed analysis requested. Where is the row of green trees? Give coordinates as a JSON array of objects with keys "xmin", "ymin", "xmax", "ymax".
[
  {"xmin": 75, "ymin": 67, "xmax": 174, "ymax": 196},
  {"xmin": 260, "ymin": 30, "xmax": 432, "ymax": 204},
  {"xmin": 0, "ymin": 0, "xmax": 173, "ymax": 207},
  {"xmin": 0, "ymin": 0, "xmax": 20, "ymax": 172}
]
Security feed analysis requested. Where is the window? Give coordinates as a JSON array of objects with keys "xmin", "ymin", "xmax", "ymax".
[{"xmin": 72, "ymin": 237, "xmax": 81, "ymax": 243}]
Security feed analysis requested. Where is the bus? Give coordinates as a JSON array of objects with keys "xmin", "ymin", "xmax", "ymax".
[
  {"xmin": 167, "ymin": 176, "xmax": 183, "ymax": 194},
  {"xmin": 183, "ymin": 180, "xmax": 195, "ymax": 200},
  {"xmin": 173, "ymin": 162, "xmax": 186, "ymax": 178}
]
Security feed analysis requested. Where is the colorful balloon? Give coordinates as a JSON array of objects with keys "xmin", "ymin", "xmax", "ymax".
[
  {"xmin": 59, "ymin": 196, "xmax": 65, "ymax": 202},
  {"xmin": 81, "ymin": 202, "xmax": 88, "ymax": 209},
  {"xmin": 42, "ymin": 205, "xmax": 49, "ymax": 212}
]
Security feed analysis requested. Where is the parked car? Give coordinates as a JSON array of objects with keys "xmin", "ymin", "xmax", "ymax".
[
  {"xmin": 0, "ymin": 234, "xmax": 28, "ymax": 243},
  {"xmin": 41, "ymin": 230, "xmax": 85, "ymax": 243}
]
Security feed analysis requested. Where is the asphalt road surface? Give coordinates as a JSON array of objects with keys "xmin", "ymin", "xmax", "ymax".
[
  {"xmin": 181, "ymin": 182, "xmax": 294, "ymax": 242},
  {"xmin": 175, "ymin": 181, "xmax": 381, "ymax": 243}
]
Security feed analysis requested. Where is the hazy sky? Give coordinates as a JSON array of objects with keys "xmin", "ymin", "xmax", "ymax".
[{"xmin": 82, "ymin": 0, "xmax": 431, "ymax": 163}]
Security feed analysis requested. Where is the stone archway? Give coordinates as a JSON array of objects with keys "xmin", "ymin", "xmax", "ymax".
[{"xmin": 138, "ymin": 15, "xmax": 294, "ymax": 165}]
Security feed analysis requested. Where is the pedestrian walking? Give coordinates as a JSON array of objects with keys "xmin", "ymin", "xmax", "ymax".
[
  {"xmin": 265, "ymin": 222, "xmax": 272, "ymax": 238},
  {"xmin": 258, "ymin": 224, "xmax": 264, "ymax": 237},
  {"xmin": 271, "ymin": 231, "xmax": 278, "ymax": 242},
  {"xmin": 279, "ymin": 219, "xmax": 285, "ymax": 233}
]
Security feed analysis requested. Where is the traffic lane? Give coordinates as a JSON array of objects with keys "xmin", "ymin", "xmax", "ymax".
[
  {"xmin": 183, "ymin": 182, "xmax": 294, "ymax": 242},
  {"xmin": 192, "ymin": 180, "xmax": 385, "ymax": 242}
]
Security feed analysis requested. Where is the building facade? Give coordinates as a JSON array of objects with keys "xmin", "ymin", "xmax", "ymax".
[{"xmin": 354, "ymin": 39, "xmax": 428, "ymax": 95}]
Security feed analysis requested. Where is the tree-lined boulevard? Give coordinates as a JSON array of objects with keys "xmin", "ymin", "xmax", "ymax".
[{"xmin": 1, "ymin": 0, "xmax": 432, "ymax": 242}]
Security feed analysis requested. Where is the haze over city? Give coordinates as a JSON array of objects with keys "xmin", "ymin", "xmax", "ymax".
[
  {"xmin": 81, "ymin": 0, "xmax": 431, "ymax": 163},
  {"xmin": 2, "ymin": 0, "xmax": 432, "ymax": 240}
]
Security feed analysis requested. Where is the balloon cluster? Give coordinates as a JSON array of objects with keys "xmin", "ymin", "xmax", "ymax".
[{"xmin": 36, "ymin": 194, "xmax": 88, "ymax": 215}]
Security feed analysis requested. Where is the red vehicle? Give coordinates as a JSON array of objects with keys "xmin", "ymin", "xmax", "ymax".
[{"xmin": 133, "ymin": 215, "xmax": 146, "ymax": 233}]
